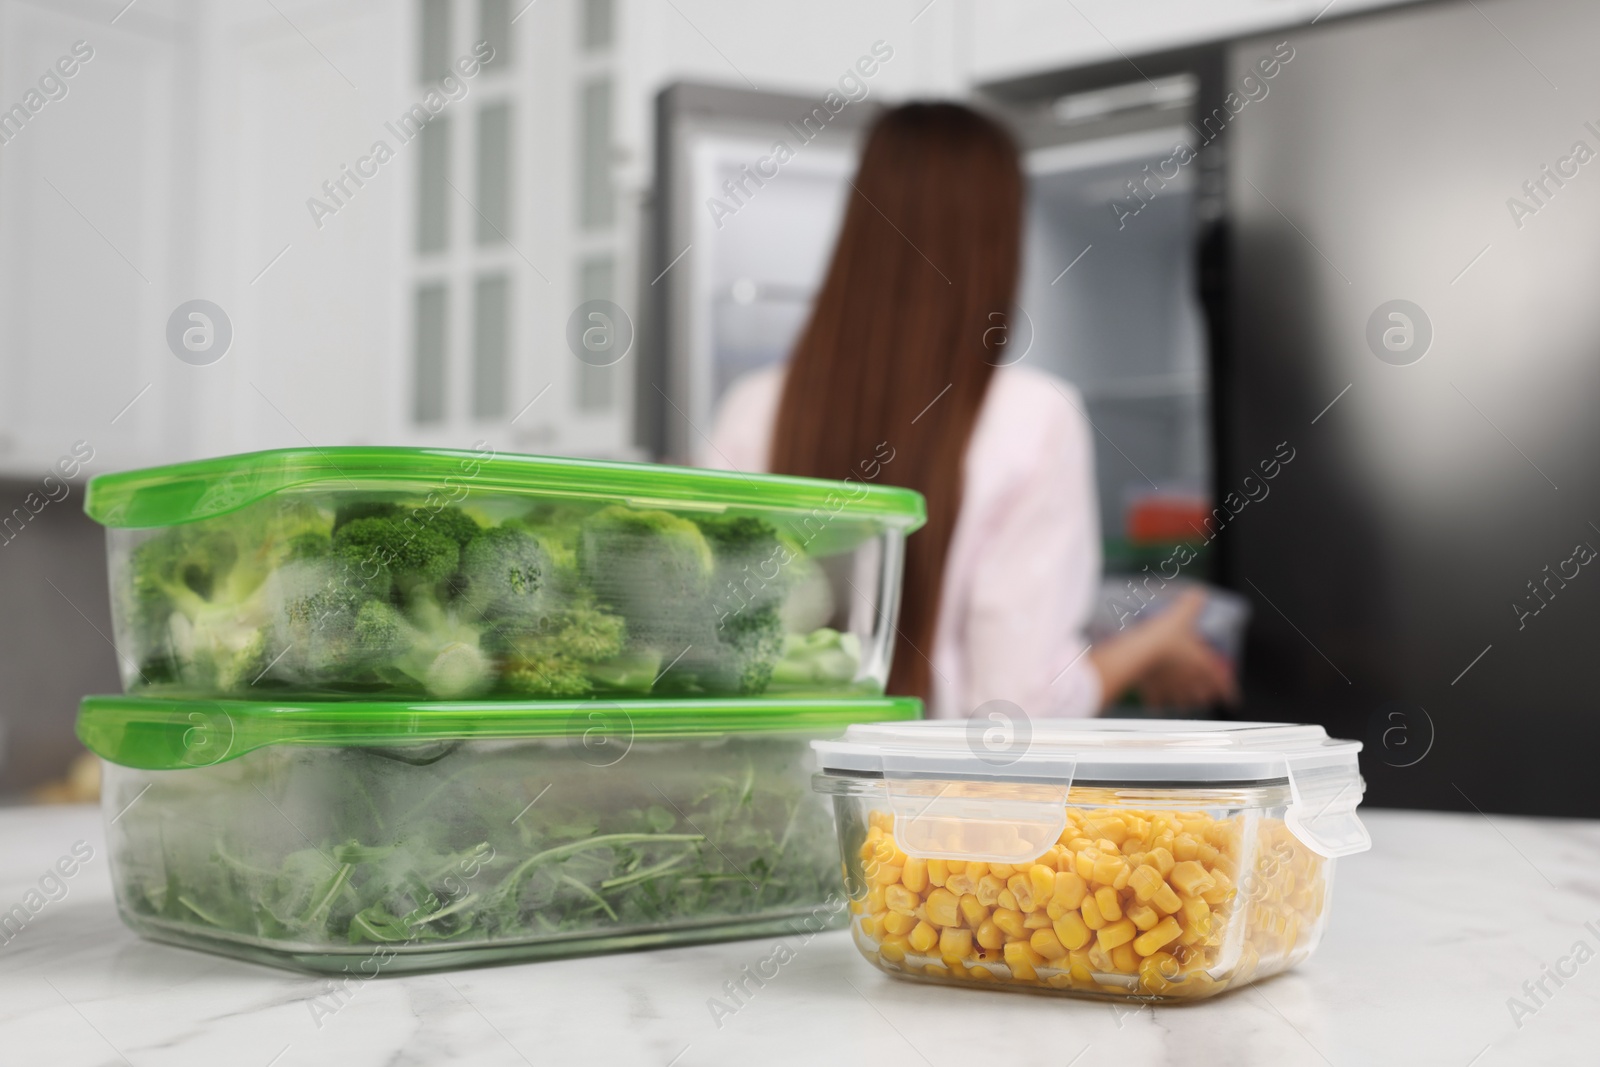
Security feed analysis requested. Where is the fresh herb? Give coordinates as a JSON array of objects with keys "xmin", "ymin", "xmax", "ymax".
[{"xmin": 113, "ymin": 737, "xmax": 844, "ymax": 953}]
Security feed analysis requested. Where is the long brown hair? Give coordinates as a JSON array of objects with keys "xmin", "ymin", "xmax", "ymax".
[{"xmin": 770, "ymin": 102, "xmax": 1024, "ymax": 700}]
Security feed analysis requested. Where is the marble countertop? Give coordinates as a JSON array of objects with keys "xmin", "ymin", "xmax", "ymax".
[{"xmin": 1, "ymin": 804, "xmax": 1597, "ymax": 1066}]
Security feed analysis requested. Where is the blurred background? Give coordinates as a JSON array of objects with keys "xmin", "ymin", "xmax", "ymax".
[{"xmin": 3, "ymin": 0, "xmax": 1597, "ymax": 815}]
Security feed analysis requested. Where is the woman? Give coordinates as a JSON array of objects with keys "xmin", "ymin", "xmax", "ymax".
[{"xmin": 709, "ymin": 102, "xmax": 1233, "ymax": 717}]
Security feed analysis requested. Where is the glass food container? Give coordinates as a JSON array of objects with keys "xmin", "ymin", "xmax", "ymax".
[
  {"xmin": 79, "ymin": 693, "xmax": 921, "ymax": 974},
  {"xmin": 84, "ymin": 447, "xmax": 925, "ymax": 701},
  {"xmin": 813, "ymin": 719, "xmax": 1368, "ymax": 1001}
]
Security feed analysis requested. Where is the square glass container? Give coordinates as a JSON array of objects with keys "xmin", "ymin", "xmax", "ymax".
[
  {"xmin": 813, "ymin": 719, "xmax": 1368, "ymax": 1000},
  {"xmin": 84, "ymin": 447, "xmax": 925, "ymax": 701},
  {"xmin": 80, "ymin": 693, "xmax": 920, "ymax": 974}
]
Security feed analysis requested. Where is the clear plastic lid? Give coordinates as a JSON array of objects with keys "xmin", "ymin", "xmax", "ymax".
[{"xmin": 813, "ymin": 718, "xmax": 1368, "ymax": 861}]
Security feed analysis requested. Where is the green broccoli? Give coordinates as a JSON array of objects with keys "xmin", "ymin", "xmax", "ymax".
[
  {"xmin": 494, "ymin": 596, "xmax": 628, "ymax": 697},
  {"xmin": 331, "ymin": 515, "xmax": 459, "ymax": 600},
  {"xmin": 456, "ymin": 524, "xmax": 551, "ymax": 622},
  {"xmin": 678, "ymin": 606, "xmax": 786, "ymax": 695},
  {"xmin": 414, "ymin": 505, "xmax": 480, "ymax": 549},
  {"xmin": 577, "ymin": 506, "xmax": 713, "ymax": 654},
  {"xmin": 127, "ymin": 513, "xmax": 315, "ymax": 690},
  {"xmin": 388, "ymin": 593, "xmax": 494, "ymax": 699},
  {"xmin": 696, "ymin": 515, "xmax": 791, "ymax": 620}
]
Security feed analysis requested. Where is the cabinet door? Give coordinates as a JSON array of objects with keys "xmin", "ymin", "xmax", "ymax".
[{"xmin": 0, "ymin": 0, "xmax": 181, "ymax": 478}]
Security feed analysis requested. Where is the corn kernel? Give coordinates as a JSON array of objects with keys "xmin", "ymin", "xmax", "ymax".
[
  {"xmin": 1126, "ymin": 902, "xmax": 1160, "ymax": 932},
  {"xmin": 968, "ymin": 965, "xmax": 993, "ymax": 981},
  {"xmin": 865, "ymin": 886, "xmax": 886, "ymax": 913},
  {"xmin": 1140, "ymin": 950, "xmax": 1180, "ymax": 992},
  {"xmin": 992, "ymin": 907, "xmax": 1027, "ymax": 940},
  {"xmin": 1051, "ymin": 871, "xmax": 1089, "ymax": 910},
  {"xmin": 1024, "ymin": 911, "xmax": 1053, "ymax": 930},
  {"xmin": 1146, "ymin": 847, "xmax": 1175, "ymax": 876},
  {"xmin": 883, "ymin": 911, "xmax": 916, "ymax": 936},
  {"xmin": 1091, "ymin": 853, "xmax": 1128, "ymax": 886},
  {"xmin": 1133, "ymin": 916, "xmax": 1182, "ymax": 956},
  {"xmin": 997, "ymin": 889, "xmax": 1020, "ymax": 911},
  {"xmin": 909, "ymin": 920, "xmax": 939, "ymax": 953},
  {"xmin": 945, "ymin": 872, "xmax": 977, "ymax": 896},
  {"xmin": 902, "ymin": 857, "xmax": 929, "ymax": 894},
  {"xmin": 966, "ymin": 862, "xmax": 990, "ymax": 880},
  {"xmin": 924, "ymin": 963, "xmax": 950, "ymax": 978},
  {"xmin": 1110, "ymin": 943, "xmax": 1139, "ymax": 973},
  {"xmin": 946, "ymin": 860, "xmax": 966, "ymax": 874},
  {"xmin": 1053, "ymin": 911, "xmax": 1092, "ymax": 951},
  {"xmin": 1080, "ymin": 894, "xmax": 1106, "ymax": 930},
  {"xmin": 885, "ymin": 884, "xmax": 918, "ymax": 915},
  {"xmin": 1031, "ymin": 928, "xmax": 1068, "ymax": 959},
  {"xmin": 1095, "ymin": 886, "xmax": 1123, "ymax": 922},
  {"xmin": 1003, "ymin": 941, "xmax": 1044, "ymax": 981},
  {"xmin": 1128, "ymin": 865, "xmax": 1164, "ymax": 903},
  {"xmin": 1029, "ymin": 864, "xmax": 1056, "ymax": 900},
  {"xmin": 1097, "ymin": 918, "xmax": 1137, "ymax": 951},
  {"xmin": 939, "ymin": 927, "xmax": 973, "ymax": 959},
  {"xmin": 958, "ymin": 894, "xmax": 988, "ymax": 930},
  {"xmin": 1173, "ymin": 833, "xmax": 1200, "ymax": 862},
  {"xmin": 927, "ymin": 859, "xmax": 948, "ymax": 887},
  {"xmin": 873, "ymin": 864, "xmax": 903, "ymax": 887},
  {"xmin": 1074, "ymin": 850, "xmax": 1097, "ymax": 881},
  {"xmin": 975, "ymin": 920, "xmax": 1005, "ymax": 950},
  {"xmin": 1181, "ymin": 895, "xmax": 1211, "ymax": 936},
  {"xmin": 1112, "ymin": 864, "xmax": 1132, "ymax": 891},
  {"xmin": 1170, "ymin": 860, "xmax": 1215, "ymax": 897},
  {"xmin": 879, "ymin": 935, "xmax": 910, "ymax": 962},
  {"xmin": 924, "ymin": 887, "xmax": 959, "ymax": 927},
  {"xmin": 975, "ymin": 874, "xmax": 1005, "ymax": 907},
  {"xmin": 987, "ymin": 862, "xmax": 1013, "ymax": 879},
  {"xmin": 1008, "ymin": 873, "xmax": 1040, "ymax": 912},
  {"xmin": 860, "ymin": 914, "xmax": 884, "ymax": 939},
  {"xmin": 1151, "ymin": 881, "xmax": 1183, "ymax": 915}
]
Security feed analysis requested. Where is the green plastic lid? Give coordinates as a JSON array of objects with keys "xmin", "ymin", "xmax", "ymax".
[
  {"xmin": 83, "ymin": 447, "xmax": 927, "ymax": 531},
  {"xmin": 78, "ymin": 694, "xmax": 924, "ymax": 771}
]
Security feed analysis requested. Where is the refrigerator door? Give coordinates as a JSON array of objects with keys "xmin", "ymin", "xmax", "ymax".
[
  {"xmin": 1222, "ymin": 0, "xmax": 1600, "ymax": 814},
  {"xmin": 646, "ymin": 85, "xmax": 875, "ymax": 464}
]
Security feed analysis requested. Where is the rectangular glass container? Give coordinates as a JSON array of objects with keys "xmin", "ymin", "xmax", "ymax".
[
  {"xmin": 84, "ymin": 447, "xmax": 924, "ymax": 701},
  {"xmin": 812, "ymin": 719, "xmax": 1368, "ymax": 1001},
  {"xmin": 80, "ymin": 693, "xmax": 920, "ymax": 974}
]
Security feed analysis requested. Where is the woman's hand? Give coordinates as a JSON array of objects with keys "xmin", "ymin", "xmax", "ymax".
[{"xmin": 1089, "ymin": 588, "xmax": 1238, "ymax": 711}]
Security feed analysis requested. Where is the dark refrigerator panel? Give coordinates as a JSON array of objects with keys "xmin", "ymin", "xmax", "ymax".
[{"xmin": 1223, "ymin": 0, "xmax": 1600, "ymax": 814}]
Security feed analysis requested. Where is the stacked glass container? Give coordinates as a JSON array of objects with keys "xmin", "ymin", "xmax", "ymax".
[{"xmin": 79, "ymin": 447, "xmax": 926, "ymax": 972}]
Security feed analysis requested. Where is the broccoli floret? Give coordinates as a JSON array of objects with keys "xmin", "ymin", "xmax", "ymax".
[
  {"xmin": 578, "ymin": 506, "xmax": 713, "ymax": 652},
  {"xmin": 390, "ymin": 593, "xmax": 493, "ymax": 699},
  {"xmin": 414, "ymin": 506, "xmax": 480, "ymax": 548},
  {"xmin": 696, "ymin": 515, "xmax": 791, "ymax": 618},
  {"xmin": 681, "ymin": 607, "xmax": 785, "ymax": 695},
  {"xmin": 456, "ymin": 525, "xmax": 551, "ymax": 622},
  {"xmin": 265, "ymin": 559, "xmax": 408, "ymax": 685},
  {"xmin": 127, "ymin": 512, "xmax": 320, "ymax": 691},
  {"xmin": 494, "ymin": 597, "xmax": 627, "ymax": 697},
  {"xmin": 332, "ymin": 516, "xmax": 458, "ymax": 599}
]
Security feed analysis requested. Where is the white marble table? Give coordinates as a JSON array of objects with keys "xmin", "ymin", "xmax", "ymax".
[{"xmin": 1, "ymin": 804, "xmax": 1596, "ymax": 1066}]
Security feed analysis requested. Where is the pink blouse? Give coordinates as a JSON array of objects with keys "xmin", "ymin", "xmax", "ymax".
[{"xmin": 706, "ymin": 363, "xmax": 1103, "ymax": 720}]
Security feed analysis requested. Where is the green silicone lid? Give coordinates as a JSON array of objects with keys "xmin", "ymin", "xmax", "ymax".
[
  {"xmin": 78, "ymin": 694, "xmax": 924, "ymax": 771},
  {"xmin": 83, "ymin": 447, "xmax": 927, "ymax": 531}
]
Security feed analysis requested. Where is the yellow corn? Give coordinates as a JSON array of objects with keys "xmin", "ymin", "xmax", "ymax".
[
  {"xmin": 975, "ymin": 920, "xmax": 1005, "ymax": 950},
  {"xmin": 1003, "ymin": 941, "xmax": 1044, "ymax": 981},
  {"xmin": 879, "ymin": 935, "xmax": 910, "ymax": 963},
  {"xmin": 1110, "ymin": 943, "xmax": 1139, "ymax": 973},
  {"xmin": 885, "ymin": 884, "xmax": 918, "ymax": 915},
  {"xmin": 1080, "ymin": 894, "xmax": 1106, "ymax": 930},
  {"xmin": 1097, "ymin": 918, "xmax": 1137, "ymax": 951},
  {"xmin": 939, "ymin": 927, "xmax": 973, "ymax": 959},
  {"xmin": 966, "ymin": 861, "xmax": 990, "ymax": 880},
  {"xmin": 1053, "ymin": 911, "xmax": 1092, "ymax": 951},
  {"xmin": 1052, "ymin": 871, "xmax": 1089, "ymax": 910},
  {"xmin": 1095, "ymin": 886, "xmax": 1123, "ymax": 922},
  {"xmin": 1007, "ymin": 873, "xmax": 1039, "ymax": 912},
  {"xmin": 1133, "ymin": 916, "xmax": 1182, "ymax": 956},
  {"xmin": 1145, "ymin": 846, "xmax": 1176, "ymax": 876},
  {"xmin": 923, "ymin": 887, "xmax": 959, "ymax": 927},
  {"xmin": 958, "ymin": 894, "xmax": 988, "ymax": 930},
  {"xmin": 927, "ymin": 859, "xmax": 949, "ymax": 887},
  {"xmin": 1170, "ymin": 860, "xmax": 1214, "ymax": 897},
  {"xmin": 883, "ymin": 911, "xmax": 916, "ymax": 936},
  {"xmin": 1151, "ymin": 881, "xmax": 1183, "ymax": 915},
  {"xmin": 1023, "ymin": 911, "xmax": 1053, "ymax": 930},
  {"xmin": 873, "ymin": 863, "xmax": 904, "ymax": 887},
  {"xmin": 1030, "ymin": 928, "xmax": 1068, "ymax": 959},
  {"xmin": 975, "ymin": 874, "xmax": 1005, "ymax": 907},
  {"xmin": 909, "ymin": 920, "xmax": 939, "ymax": 953},
  {"xmin": 992, "ymin": 907, "xmax": 1027, "ymax": 940},
  {"xmin": 1126, "ymin": 901, "xmax": 1160, "ymax": 932},
  {"xmin": 902, "ymin": 857, "xmax": 929, "ymax": 894},
  {"xmin": 997, "ymin": 889, "xmax": 1020, "ymax": 912}
]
